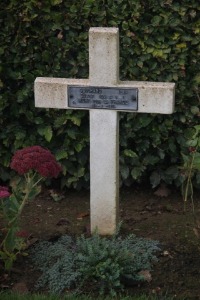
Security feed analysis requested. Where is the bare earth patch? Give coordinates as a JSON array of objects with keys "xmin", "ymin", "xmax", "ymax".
[{"xmin": 0, "ymin": 186, "xmax": 200, "ymax": 298}]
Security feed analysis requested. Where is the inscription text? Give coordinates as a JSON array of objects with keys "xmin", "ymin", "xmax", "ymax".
[{"xmin": 68, "ymin": 86, "xmax": 138, "ymax": 111}]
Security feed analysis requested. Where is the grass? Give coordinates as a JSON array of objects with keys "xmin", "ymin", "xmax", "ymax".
[{"xmin": 0, "ymin": 292, "xmax": 181, "ymax": 300}]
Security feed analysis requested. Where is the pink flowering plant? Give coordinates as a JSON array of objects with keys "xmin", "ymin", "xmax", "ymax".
[
  {"xmin": 0, "ymin": 146, "xmax": 62, "ymax": 271},
  {"xmin": 0, "ymin": 186, "xmax": 10, "ymax": 199}
]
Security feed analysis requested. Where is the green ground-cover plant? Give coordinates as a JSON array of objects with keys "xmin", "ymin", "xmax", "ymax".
[
  {"xmin": 0, "ymin": 1, "xmax": 199, "ymax": 189},
  {"xmin": 0, "ymin": 146, "xmax": 62, "ymax": 271},
  {"xmin": 31, "ymin": 233, "xmax": 160, "ymax": 296},
  {"xmin": 0, "ymin": 291, "xmax": 179, "ymax": 300}
]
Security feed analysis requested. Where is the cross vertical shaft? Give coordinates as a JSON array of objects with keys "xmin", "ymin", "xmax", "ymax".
[{"xmin": 89, "ymin": 28, "xmax": 120, "ymax": 234}]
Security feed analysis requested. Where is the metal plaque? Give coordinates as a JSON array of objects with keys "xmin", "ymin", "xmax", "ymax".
[{"xmin": 68, "ymin": 86, "xmax": 138, "ymax": 111}]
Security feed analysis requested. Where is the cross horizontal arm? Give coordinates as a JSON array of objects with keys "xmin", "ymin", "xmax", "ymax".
[
  {"xmin": 120, "ymin": 81, "xmax": 175, "ymax": 114},
  {"xmin": 35, "ymin": 77, "xmax": 175, "ymax": 114},
  {"xmin": 34, "ymin": 77, "xmax": 89, "ymax": 109}
]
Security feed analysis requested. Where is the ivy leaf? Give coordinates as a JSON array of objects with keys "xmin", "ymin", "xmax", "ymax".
[
  {"xmin": 150, "ymin": 172, "xmax": 161, "ymax": 188},
  {"xmin": 131, "ymin": 167, "xmax": 143, "ymax": 180},
  {"xmin": 186, "ymin": 139, "xmax": 198, "ymax": 147},
  {"xmin": 75, "ymin": 143, "xmax": 83, "ymax": 152},
  {"xmin": 124, "ymin": 149, "xmax": 138, "ymax": 158},
  {"xmin": 165, "ymin": 166, "xmax": 179, "ymax": 179},
  {"xmin": 151, "ymin": 15, "xmax": 162, "ymax": 25},
  {"xmin": 194, "ymin": 125, "xmax": 200, "ymax": 133},
  {"xmin": 37, "ymin": 126, "xmax": 52, "ymax": 142},
  {"xmin": 68, "ymin": 177, "xmax": 78, "ymax": 184},
  {"xmin": 176, "ymin": 43, "xmax": 187, "ymax": 49},
  {"xmin": 144, "ymin": 155, "xmax": 159, "ymax": 165},
  {"xmin": 50, "ymin": 0, "xmax": 63, "ymax": 6},
  {"xmin": 44, "ymin": 126, "xmax": 53, "ymax": 142},
  {"xmin": 191, "ymin": 106, "xmax": 199, "ymax": 115},
  {"xmin": 77, "ymin": 167, "xmax": 85, "ymax": 177},
  {"xmin": 120, "ymin": 165, "xmax": 129, "ymax": 179},
  {"xmin": 67, "ymin": 129, "xmax": 76, "ymax": 139},
  {"xmin": 70, "ymin": 115, "xmax": 81, "ymax": 126},
  {"xmin": 193, "ymin": 153, "xmax": 200, "ymax": 170},
  {"xmin": 55, "ymin": 149, "xmax": 68, "ymax": 160},
  {"xmin": 193, "ymin": 73, "xmax": 200, "ymax": 84}
]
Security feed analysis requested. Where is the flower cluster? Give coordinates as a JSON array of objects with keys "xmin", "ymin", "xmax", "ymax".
[
  {"xmin": 0, "ymin": 186, "xmax": 10, "ymax": 199},
  {"xmin": 10, "ymin": 146, "xmax": 62, "ymax": 178}
]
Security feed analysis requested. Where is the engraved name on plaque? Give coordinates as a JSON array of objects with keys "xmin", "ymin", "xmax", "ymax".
[{"xmin": 68, "ymin": 86, "xmax": 138, "ymax": 111}]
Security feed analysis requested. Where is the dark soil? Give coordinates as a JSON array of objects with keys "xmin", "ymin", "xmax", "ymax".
[{"xmin": 0, "ymin": 185, "xmax": 200, "ymax": 299}]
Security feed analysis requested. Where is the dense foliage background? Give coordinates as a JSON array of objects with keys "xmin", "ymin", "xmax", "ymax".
[{"xmin": 0, "ymin": 0, "xmax": 199, "ymax": 189}]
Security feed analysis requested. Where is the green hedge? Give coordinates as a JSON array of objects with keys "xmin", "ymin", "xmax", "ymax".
[{"xmin": 0, "ymin": 0, "xmax": 199, "ymax": 189}]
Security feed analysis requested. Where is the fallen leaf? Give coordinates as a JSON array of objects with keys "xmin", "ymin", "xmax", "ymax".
[
  {"xmin": 0, "ymin": 228, "xmax": 8, "ymax": 233},
  {"xmin": 24, "ymin": 238, "xmax": 38, "ymax": 249},
  {"xmin": 83, "ymin": 224, "xmax": 91, "ymax": 236},
  {"xmin": 145, "ymin": 205, "xmax": 152, "ymax": 211},
  {"xmin": 163, "ymin": 250, "xmax": 170, "ymax": 256},
  {"xmin": 152, "ymin": 286, "xmax": 161, "ymax": 294},
  {"xmin": 33, "ymin": 217, "xmax": 41, "ymax": 224},
  {"xmin": 193, "ymin": 219, "xmax": 200, "ymax": 238},
  {"xmin": 138, "ymin": 270, "xmax": 152, "ymax": 282},
  {"xmin": 57, "ymin": 31, "xmax": 63, "ymax": 39},
  {"xmin": 77, "ymin": 212, "xmax": 89, "ymax": 220},
  {"xmin": 3, "ymin": 274, "xmax": 9, "ymax": 280},
  {"xmin": 154, "ymin": 184, "xmax": 171, "ymax": 197},
  {"xmin": 193, "ymin": 227, "xmax": 200, "ymax": 238},
  {"xmin": 16, "ymin": 230, "xmax": 30, "ymax": 238},
  {"xmin": 0, "ymin": 284, "xmax": 10, "ymax": 288},
  {"xmin": 12, "ymin": 282, "xmax": 28, "ymax": 294},
  {"xmin": 56, "ymin": 218, "xmax": 70, "ymax": 226},
  {"xmin": 49, "ymin": 190, "xmax": 65, "ymax": 202}
]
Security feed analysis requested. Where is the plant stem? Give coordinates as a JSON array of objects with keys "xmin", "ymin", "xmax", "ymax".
[
  {"xmin": 189, "ymin": 177, "xmax": 195, "ymax": 215},
  {"xmin": 8, "ymin": 174, "xmax": 42, "ymax": 226},
  {"xmin": 183, "ymin": 153, "xmax": 195, "ymax": 212},
  {"xmin": 32, "ymin": 176, "xmax": 43, "ymax": 188}
]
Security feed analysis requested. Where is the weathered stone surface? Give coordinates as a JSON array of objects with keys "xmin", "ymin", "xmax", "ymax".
[{"xmin": 34, "ymin": 27, "xmax": 175, "ymax": 235}]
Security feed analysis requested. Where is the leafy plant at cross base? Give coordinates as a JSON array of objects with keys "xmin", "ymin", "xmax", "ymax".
[
  {"xmin": 0, "ymin": 146, "xmax": 62, "ymax": 271},
  {"xmin": 31, "ymin": 233, "xmax": 160, "ymax": 296}
]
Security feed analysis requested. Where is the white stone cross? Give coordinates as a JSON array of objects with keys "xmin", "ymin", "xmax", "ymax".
[{"xmin": 34, "ymin": 27, "xmax": 175, "ymax": 235}]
